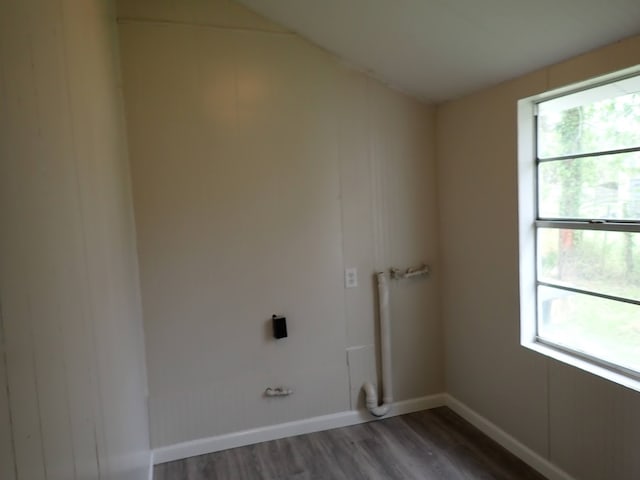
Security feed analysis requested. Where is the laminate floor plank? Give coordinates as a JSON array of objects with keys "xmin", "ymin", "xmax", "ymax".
[
  {"xmin": 407, "ymin": 408, "xmax": 545, "ymax": 480},
  {"xmin": 369, "ymin": 415, "xmax": 465, "ymax": 479},
  {"xmin": 325, "ymin": 427, "xmax": 396, "ymax": 480},
  {"xmin": 154, "ymin": 407, "xmax": 548, "ymax": 480}
]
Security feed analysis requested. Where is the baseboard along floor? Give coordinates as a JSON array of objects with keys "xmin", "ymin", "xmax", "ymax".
[{"xmin": 153, "ymin": 406, "xmax": 548, "ymax": 480}]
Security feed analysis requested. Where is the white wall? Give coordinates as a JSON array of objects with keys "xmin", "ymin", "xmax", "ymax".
[
  {"xmin": 117, "ymin": 0, "xmax": 441, "ymax": 448},
  {"xmin": 0, "ymin": 1, "xmax": 150, "ymax": 479},
  {"xmin": 437, "ymin": 34, "xmax": 640, "ymax": 480}
]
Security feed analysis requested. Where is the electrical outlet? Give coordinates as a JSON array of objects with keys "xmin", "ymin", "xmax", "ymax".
[{"xmin": 345, "ymin": 267, "xmax": 358, "ymax": 288}]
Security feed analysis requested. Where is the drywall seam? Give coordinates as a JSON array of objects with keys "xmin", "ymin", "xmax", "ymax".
[
  {"xmin": 444, "ymin": 394, "xmax": 575, "ymax": 480},
  {"xmin": 153, "ymin": 394, "xmax": 445, "ymax": 464}
]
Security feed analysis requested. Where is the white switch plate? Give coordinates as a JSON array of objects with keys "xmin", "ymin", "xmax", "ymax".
[{"xmin": 345, "ymin": 267, "xmax": 358, "ymax": 288}]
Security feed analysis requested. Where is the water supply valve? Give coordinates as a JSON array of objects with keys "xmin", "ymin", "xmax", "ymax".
[{"xmin": 264, "ymin": 386, "xmax": 293, "ymax": 397}]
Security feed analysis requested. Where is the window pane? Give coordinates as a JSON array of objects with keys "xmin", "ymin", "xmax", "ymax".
[
  {"xmin": 538, "ymin": 80, "xmax": 640, "ymax": 159},
  {"xmin": 538, "ymin": 151, "xmax": 640, "ymax": 220},
  {"xmin": 538, "ymin": 286, "xmax": 640, "ymax": 372},
  {"xmin": 538, "ymin": 228, "xmax": 640, "ymax": 301}
]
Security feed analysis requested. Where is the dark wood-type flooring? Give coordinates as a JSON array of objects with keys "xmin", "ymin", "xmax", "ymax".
[{"xmin": 154, "ymin": 407, "xmax": 547, "ymax": 480}]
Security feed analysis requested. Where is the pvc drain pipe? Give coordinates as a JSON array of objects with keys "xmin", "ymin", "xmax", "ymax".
[{"xmin": 362, "ymin": 271, "xmax": 393, "ymax": 417}]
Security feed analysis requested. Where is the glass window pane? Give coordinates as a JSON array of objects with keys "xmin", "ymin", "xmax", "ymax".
[
  {"xmin": 538, "ymin": 228, "xmax": 640, "ymax": 301},
  {"xmin": 538, "ymin": 79, "xmax": 640, "ymax": 159},
  {"xmin": 538, "ymin": 286, "xmax": 640, "ymax": 373},
  {"xmin": 538, "ymin": 151, "xmax": 640, "ymax": 220}
]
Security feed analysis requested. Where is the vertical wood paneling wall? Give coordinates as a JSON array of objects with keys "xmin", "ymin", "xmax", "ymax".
[
  {"xmin": 437, "ymin": 34, "xmax": 640, "ymax": 480},
  {"xmin": 0, "ymin": 1, "xmax": 150, "ymax": 479},
  {"xmin": 117, "ymin": 0, "xmax": 442, "ymax": 448}
]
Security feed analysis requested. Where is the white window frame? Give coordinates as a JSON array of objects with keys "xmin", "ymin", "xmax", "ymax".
[{"xmin": 517, "ymin": 65, "xmax": 640, "ymax": 392}]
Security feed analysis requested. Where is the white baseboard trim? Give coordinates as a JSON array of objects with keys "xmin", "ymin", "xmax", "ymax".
[
  {"xmin": 152, "ymin": 392, "xmax": 575, "ymax": 480},
  {"xmin": 444, "ymin": 394, "xmax": 575, "ymax": 480},
  {"xmin": 385, "ymin": 393, "xmax": 447, "ymax": 417},
  {"xmin": 148, "ymin": 451, "xmax": 154, "ymax": 480},
  {"xmin": 153, "ymin": 393, "xmax": 446, "ymax": 464}
]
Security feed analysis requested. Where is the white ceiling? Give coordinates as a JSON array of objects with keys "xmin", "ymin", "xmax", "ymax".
[{"xmin": 236, "ymin": 0, "xmax": 640, "ymax": 102}]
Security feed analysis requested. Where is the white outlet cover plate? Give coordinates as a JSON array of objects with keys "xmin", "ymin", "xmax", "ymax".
[{"xmin": 345, "ymin": 267, "xmax": 358, "ymax": 288}]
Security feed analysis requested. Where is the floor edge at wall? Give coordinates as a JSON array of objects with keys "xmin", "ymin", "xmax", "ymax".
[
  {"xmin": 152, "ymin": 393, "xmax": 446, "ymax": 464},
  {"xmin": 444, "ymin": 394, "xmax": 575, "ymax": 480}
]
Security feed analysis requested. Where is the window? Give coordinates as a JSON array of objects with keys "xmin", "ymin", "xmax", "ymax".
[{"xmin": 518, "ymin": 67, "xmax": 640, "ymax": 389}]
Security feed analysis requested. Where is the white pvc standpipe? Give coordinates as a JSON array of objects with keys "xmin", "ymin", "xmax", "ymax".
[{"xmin": 362, "ymin": 271, "xmax": 393, "ymax": 417}]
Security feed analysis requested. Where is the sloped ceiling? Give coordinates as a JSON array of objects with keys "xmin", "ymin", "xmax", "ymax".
[{"xmin": 236, "ymin": 0, "xmax": 640, "ymax": 102}]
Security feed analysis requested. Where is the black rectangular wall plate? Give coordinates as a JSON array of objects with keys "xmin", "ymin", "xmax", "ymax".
[{"xmin": 272, "ymin": 315, "xmax": 287, "ymax": 339}]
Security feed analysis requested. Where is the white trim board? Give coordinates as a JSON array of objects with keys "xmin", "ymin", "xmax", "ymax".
[
  {"xmin": 152, "ymin": 394, "xmax": 445, "ymax": 464},
  {"xmin": 148, "ymin": 452, "xmax": 154, "ymax": 480},
  {"xmin": 444, "ymin": 394, "xmax": 575, "ymax": 480},
  {"xmin": 152, "ymin": 393, "xmax": 576, "ymax": 480}
]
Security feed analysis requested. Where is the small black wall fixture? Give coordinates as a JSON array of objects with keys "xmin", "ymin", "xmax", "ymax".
[{"xmin": 272, "ymin": 315, "xmax": 287, "ymax": 339}]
